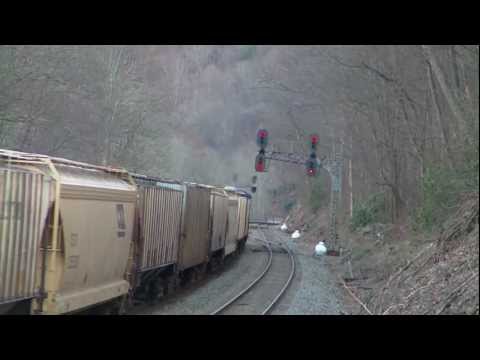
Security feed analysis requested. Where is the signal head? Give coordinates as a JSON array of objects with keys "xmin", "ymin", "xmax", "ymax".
[
  {"xmin": 255, "ymin": 153, "xmax": 266, "ymax": 172},
  {"xmin": 309, "ymin": 134, "xmax": 319, "ymax": 151},
  {"xmin": 306, "ymin": 158, "xmax": 317, "ymax": 177},
  {"xmin": 256, "ymin": 129, "xmax": 269, "ymax": 148}
]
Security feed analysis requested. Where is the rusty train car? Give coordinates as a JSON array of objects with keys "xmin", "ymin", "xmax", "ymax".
[{"xmin": 0, "ymin": 150, "xmax": 252, "ymax": 314}]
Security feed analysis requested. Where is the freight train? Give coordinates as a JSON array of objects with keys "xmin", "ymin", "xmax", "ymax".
[{"xmin": 0, "ymin": 149, "xmax": 251, "ymax": 314}]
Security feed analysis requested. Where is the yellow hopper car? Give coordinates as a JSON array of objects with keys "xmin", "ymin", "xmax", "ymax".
[{"xmin": 0, "ymin": 150, "xmax": 136, "ymax": 314}]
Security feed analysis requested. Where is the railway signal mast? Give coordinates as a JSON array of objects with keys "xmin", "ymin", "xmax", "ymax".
[
  {"xmin": 251, "ymin": 175, "xmax": 257, "ymax": 193},
  {"xmin": 253, "ymin": 129, "xmax": 342, "ymax": 256},
  {"xmin": 255, "ymin": 129, "xmax": 269, "ymax": 172},
  {"xmin": 306, "ymin": 134, "xmax": 319, "ymax": 177}
]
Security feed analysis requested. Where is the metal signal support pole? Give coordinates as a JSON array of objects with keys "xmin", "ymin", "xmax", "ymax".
[
  {"xmin": 323, "ymin": 158, "xmax": 341, "ymax": 254},
  {"xmin": 254, "ymin": 130, "xmax": 343, "ymax": 254},
  {"xmin": 262, "ymin": 150, "xmax": 343, "ymax": 253}
]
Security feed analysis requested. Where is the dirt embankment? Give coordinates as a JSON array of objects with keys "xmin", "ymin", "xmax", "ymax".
[
  {"xmin": 282, "ymin": 204, "xmax": 329, "ymax": 254},
  {"xmin": 283, "ymin": 194, "xmax": 479, "ymax": 315}
]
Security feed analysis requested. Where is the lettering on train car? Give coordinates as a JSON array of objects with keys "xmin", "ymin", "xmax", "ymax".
[
  {"xmin": 116, "ymin": 204, "xmax": 126, "ymax": 229},
  {"xmin": 67, "ymin": 255, "xmax": 80, "ymax": 269},
  {"xmin": 71, "ymin": 233, "xmax": 79, "ymax": 247},
  {"xmin": 116, "ymin": 204, "xmax": 126, "ymax": 238}
]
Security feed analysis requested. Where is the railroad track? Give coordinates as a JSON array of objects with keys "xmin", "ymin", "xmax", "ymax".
[{"xmin": 210, "ymin": 229, "xmax": 295, "ymax": 315}]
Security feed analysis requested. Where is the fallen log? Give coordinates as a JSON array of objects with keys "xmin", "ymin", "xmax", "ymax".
[{"xmin": 338, "ymin": 275, "xmax": 373, "ymax": 315}]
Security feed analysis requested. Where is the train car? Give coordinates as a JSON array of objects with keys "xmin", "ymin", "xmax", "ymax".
[
  {"xmin": 236, "ymin": 190, "xmax": 251, "ymax": 250},
  {"xmin": 237, "ymin": 195, "xmax": 247, "ymax": 240},
  {"xmin": 223, "ymin": 187, "xmax": 252, "ymax": 255},
  {"xmin": 208, "ymin": 186, "xmax": 229, "ymax": 266},
  {"xmin": 236, "ymin": 190, "xmax": 252, "ymax": 249},
  {"xmin": 224, "ymin": 190, "xmax": 240, "ymax": 256},
  {"xmin": 0, "ymin": 153, "xmax": 53, "ymax": 314},
  {"xmin": 0, "ymin": 150, "xmax": 137, "ymax": 314},
  {"xmin": 130, "ymin": 174, "xmax": 185, "ymax": 300},
  {"xmin": 1, "ymin": 149, "xmax": 253, "ymax": 314},
  {"xmin": 177, "ymin": 183, "xmax": 211, "ymax": 278}
]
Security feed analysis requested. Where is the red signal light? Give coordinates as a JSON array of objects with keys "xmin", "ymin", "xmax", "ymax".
[
  {"xmin": 257, "ymin": 129, "xmax": 269, "ymax": 148},
  {"xmin": 310, "ymin": 134, "xmax": 319, "ymax": 145},
  {"xmin": 255, "ymin": 153, "xmax": 266, "ymax": 172},
  {"xmin": 255, "ymin": 160, "xmax": 265, "ymax": 172}
]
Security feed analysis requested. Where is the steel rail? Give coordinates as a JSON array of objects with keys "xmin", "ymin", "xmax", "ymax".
[
  {"xmin": 210, "ymin": 231, "xmax": 273, "ymax": 315},
  {"xmin": 261, "ymin": 240, "xmax": 295, "ymax": 315},
  {"xmin": 210, "ymin": 229, "xmax": 295, "ymax": 315}
]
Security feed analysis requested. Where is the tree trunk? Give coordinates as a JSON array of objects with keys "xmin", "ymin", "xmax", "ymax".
[
  {"xmin": 349, "ymin": 157, "xmax": 353, "ymax": 218},
  {"xmin": 426, "ymin": 57, "xmax": 455, "ymax": 168},
  {"xmin": 422, "ymin": 45, "xmax": 469, "ymax": 144},
  {"xmin": 450, "ymin": 45, "xmax": 461, "ymax": 90}
]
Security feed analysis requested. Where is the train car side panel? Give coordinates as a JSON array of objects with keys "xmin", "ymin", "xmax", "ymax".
[
  {"xmin": 237, "ymin": 197, "xmax": 247, "ymax": 241},
  {"xmin": 135, "ymin": 181, "xmax": 184, "ymax": 271},
  {"xmin": 210, "ymin": 191, "xmax": 228, "ymax": 253},
  {"xmin": 224, "ymin": 196, "xmax": 239, "ymax": 256},
  {"xmin": 178, "ymin": 185, "xmax": 211, "ymax": 271},
  {"xmin": 53, "ymin": 198, "xmax": 135, "ymax": 313},
  {"xmin": 0, "ymin": 167, "xmax": 51, "ymax": 310},
  {"xmin": 34, "ymin": 165, "xmax": 137, "ymax": 314},
  {"xmin": 245, "ymin": 198, "xmax": 251, "ymax": 237}
]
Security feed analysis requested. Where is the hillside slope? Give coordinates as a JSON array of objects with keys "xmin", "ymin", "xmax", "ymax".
[{"xmin": 283, "ymin": 194, "xmax": 479, "ymax": 315}]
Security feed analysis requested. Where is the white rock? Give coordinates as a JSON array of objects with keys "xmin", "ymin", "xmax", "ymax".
[
  {"xmin": 280, "ymin": 223, "xmax": 288, "ymax": 231},
  {"xmin": 291, "ymin": 230, "xmax": 301, "ymax": 239},
  {"xmin": 315, "ymin": 241, "xmax": 327, "ymax": 256}
]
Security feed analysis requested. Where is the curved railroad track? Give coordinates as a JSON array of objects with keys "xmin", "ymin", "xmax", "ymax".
[{"xmin": 210, "ymin": 229, "xmax": 295, "ymax": 315}]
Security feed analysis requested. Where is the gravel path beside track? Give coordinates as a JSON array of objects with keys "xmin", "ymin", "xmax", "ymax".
[{"xmin": 270, "ymin": 228, "xmax": 344, "ymax": 315}]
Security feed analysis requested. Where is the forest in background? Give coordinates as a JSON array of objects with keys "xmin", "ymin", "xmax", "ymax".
[{"xmin": 0, "ymin": 45, "xmax": 478, "ymax": 228}]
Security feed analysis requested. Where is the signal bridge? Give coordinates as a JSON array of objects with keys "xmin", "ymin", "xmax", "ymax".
[
  {"xmin": 263, "ymin": 151, "xmax": 340, "ymax": 177},
  {"xmin": 254, "ymin": 129, "xmax": 342, "ymax": 256}
]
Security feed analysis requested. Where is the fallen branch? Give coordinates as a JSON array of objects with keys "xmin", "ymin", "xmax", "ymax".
[
  {"xmin": 381, "ymin": 279, "xmax": 435, "ymax": 315},
  {"xmin": 389, "ymin": 243, "xmax": 435, "ymax": 284},
  {"xmin": 343, "ymin": 276, "xmax": 369, "ymax": 283},
  {"xmin": 398, "ymin": 252, "xmax": 435, "ymax": 285},
  {"xmin": 351, "ymin": 286, "xmax": 374, "ymax": 291},
  {"xmin": 382, "ymin": 303, "xmax": 406, "ymax": 315},
  {"xmin": 337, "ymin": 282, "xmax": 373, "ymax": 290},
  {"xmin": 435, "ymin": 273, "xmax": 479, "ymax": 315},
  {"xmin": 405, "ymin": 278, "xmax": 434, "ymax": 301},
  {"xmin": 339, "ymin": 276, "xmax": 373, "ymax": 315},
  {"xmin": 376, "ymin": 243, "xmax": 434, "ymax": 313}
]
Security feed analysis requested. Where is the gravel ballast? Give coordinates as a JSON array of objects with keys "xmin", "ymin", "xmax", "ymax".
[
  {"xmin": 132, "ymin": 227, "xmax": 345, "ymax": 315},
  {"xmin": 132, "ymin": 240, "xmax": 269, "ymax": 315},
  {"xmin": 268, "ymin": 228, "xmax": 344, "ymax": 315}
]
